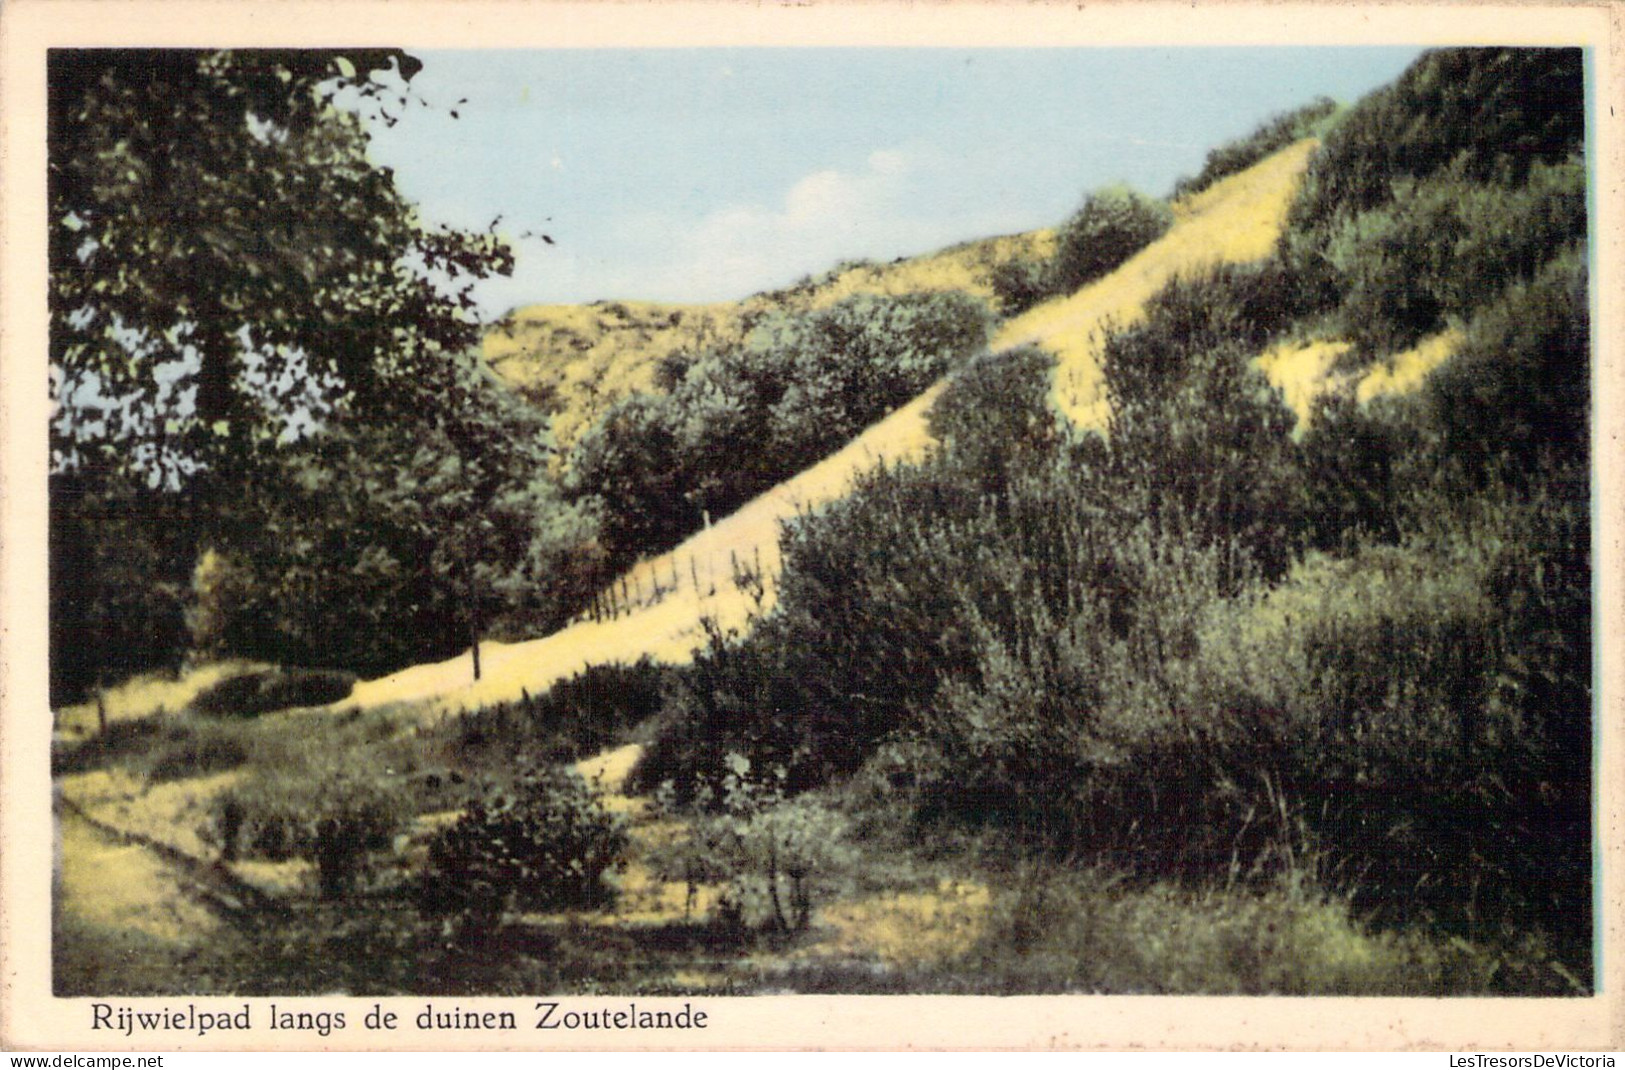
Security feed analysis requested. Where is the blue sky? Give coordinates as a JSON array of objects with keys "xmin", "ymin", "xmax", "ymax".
[{"xmin": 362, "ymin": 48, "xmax": 1426, "ymax": 315}]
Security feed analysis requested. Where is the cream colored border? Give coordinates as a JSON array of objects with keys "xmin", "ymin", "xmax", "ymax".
[{"xmin": 3, "ymin": 1, "xmax": 1621, "ymax": 1052}]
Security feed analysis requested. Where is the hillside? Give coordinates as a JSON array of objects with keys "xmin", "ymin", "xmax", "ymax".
[
  {"xmin": 51, "ymin": 47, "xmax": 1593, "ymax": 1002},
  {"xmin": 482, "ymin": 231, "xmax": 1053, "ymax": 459},
  {"xmin": 349, "ymin": 135, "xmax": 1449, "ymax": 716}
]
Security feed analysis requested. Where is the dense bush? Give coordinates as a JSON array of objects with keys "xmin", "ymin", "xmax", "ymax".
[
  {"xmin": 1282, "ymin": 48, "xmax": 1586, "ymax": 341},
  {"xmin": 50, "ymin": 470, "xmax": 195, "ymax": 703},
  {"xmin": 928, "ymin": 345, "xmax": 1061, "ymax": 498},
  {"xmin": 1174, "ymin": 96, "xmax": 1339, "ymax": 200},
  {"xmin": 1099, "ymin": 271, "xmax": 1307, "ymax": 587},
  {"xmin": 985, "ymin": 186, "xmax": 1172, "ymax": 316},
  {"xmin": 418, "ymin": 765, "xmax": 628, "ymax": 925},
  {"xmin": 209, "ymin": 766, "xmax": 409, "ymax": 898},
  {"xmin": 569, "ymin": 290, "xmax": 990, "ymax": 564},
  {"xmin": 1298, "ymin": 392, "xmax": 1418, "ymax": 552},
  {"xmin": 189, "ymin": 666, "xmax": 357, "ymax": 717},
  {"xmin": 1425, "ymin": 247, "xmax": 1589, "ymax": 483},
  {"xmin": 988, "ymin": 254, "xmax": 1055, "ymax": 317},
  {"xmin": 1288, "ymin": 48, "xmax": 1584, "ymax": 236},
  {"xmin": 1195, "ymin": 494, "xmax": 1590, "ymax": 946},
  {"xmin": 649, "ymin": 755, "xmax": 853, "ymax": 933},
  {"xmin": 1051, "ymin": 186, "xmax": 1173, "ymax": 295},
  {"xmin": 640, "ymin": 266, "xmax": 1307, "ymax": 800},
  {"xmin": 445, "ymin": 658, "xmax": 669, "ymax": 768},
  {"xmin": 1315, "ymin": 157, "xmax": 1586, "ymax": 351}
]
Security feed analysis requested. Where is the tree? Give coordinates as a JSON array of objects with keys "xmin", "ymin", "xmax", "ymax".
[
  {"xmin": 48, "ymin": 49, "xmax": 519, "ymax": 699},
  {"xmin": 50, "ymin": 48, "xmax": 510, "ymax": 480},
  {"xmin": 389, "ymin": 353, "xmax": 604, "ymax": 681}
]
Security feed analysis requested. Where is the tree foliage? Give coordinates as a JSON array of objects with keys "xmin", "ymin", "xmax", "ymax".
[
  {"xmin": 50, "ymin": 49, "xmax": 511, "ymax": 480},
  {"xmin": 47, "ymin": 49, "xmax": 552, "ymax": 697}
]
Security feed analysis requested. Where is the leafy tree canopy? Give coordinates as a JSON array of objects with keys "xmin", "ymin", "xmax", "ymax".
[{"xmin": 49, "ymin": 49, "xmax": 513, "ymax": 487}]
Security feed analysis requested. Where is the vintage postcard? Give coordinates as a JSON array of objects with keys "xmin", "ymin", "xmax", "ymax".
[{"xmin": 2, "ymin": 0, "xmax": 1621, "ymax": 1052}]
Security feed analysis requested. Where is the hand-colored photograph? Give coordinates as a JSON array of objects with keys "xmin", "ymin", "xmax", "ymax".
[{"xmin": 6, "ymin": 3, "xmax": 1617, "ymax": 1050}]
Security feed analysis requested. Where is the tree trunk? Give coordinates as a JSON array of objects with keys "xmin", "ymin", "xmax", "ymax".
[{"xmin": 465, "ymin": 551, "xmax": 482, "ymax": 682}]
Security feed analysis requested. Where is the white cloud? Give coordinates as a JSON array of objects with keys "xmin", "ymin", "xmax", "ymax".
[
  {"xmin": 475, "ymin": 142, "xmax": 1044, "ymax": 310},
  {"xmin": 627, "ymin": 146, "xmax": 958, "ymax": 300}
]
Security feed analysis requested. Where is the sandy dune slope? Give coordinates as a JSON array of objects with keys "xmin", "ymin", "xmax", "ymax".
[{"xmin": 347, "ymin": 138, "xmax": 1454, "ymax": 716}]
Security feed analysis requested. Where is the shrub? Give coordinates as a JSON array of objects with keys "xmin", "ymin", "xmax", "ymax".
[
  {"xmin": 1050, "ymin": 185, "xmax": 1173, "ymax": 295},
  {"xmin": 1282, "ymin": 49, "xmax": 1586, "ymax": 334},
  {"xmin": 1104, "ymin": 336, "xmax": 1305, "ymax": 589},
  {"xmin": 209, "ymin": 766, "xmax": 409, "ymax": 898},
  {"xmin": 1425, "ymin": 246, "xmax": 1589, "ymax": 485},
  {"xmin": 569, "ymin": 290, "xmax": 991, "ymax": 565},
  {"xmin": 1319, "ymin": 158, "xmax": 1586, "ymax": 352},
  {"xmin": 418, "ymin": 765, "xmax": 628, "ymax": 925},
  {"xmin": 190, "ymin": 666, "xmax": 357, "ymax": 717},
  {"xmin": 988, "ymin": 254, "xmax": 1054, "ymax": 316},
  {"xmin": 1288, "ymin": 48, "xmax": 1584, "ymax": 237},
  {"xmin": 1192, "ymin": 496, "xmax": 1591, "ymax": 958},
  {"xmin": 146, "ymin": 725, "xmax": 249, "ymax": 782},
  {"xmin": 1173, "ymin": 96, "xmax": 1339, "ymax": 200},
  {"xmin": 1298, "ymin": 391, "xmax": 1417, "ymax": 551},
  {"xmin": 1100, "ymin": 262, "xmax": 1307, "ymax": 406},
  {"xmin": 928, "ymin": 344, "xmax": 1061, "ymax": 498},
  {"xmin": 649, "ymin": 755, "xmax": 853, "ymax": 934},
  {"xmin": 638, "ymin": 269, "xmax": 1305, "ymax": 805},
  {"xmin": 447, "ymin": 658, "xmax": 669, "ymax": 768}
]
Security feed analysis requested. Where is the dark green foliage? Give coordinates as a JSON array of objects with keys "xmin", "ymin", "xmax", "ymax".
[
  {"xmin": 569, "ymin": 291, "xmax": 990, "ymax": 565},
  {"xmin": 988, "ymin": 185, "xmax": 1172, "ymax": 314},
  {"xmin": 642, "ymin": 265, "xmax": 1307, "ymax": 801},
  {"xmin": 1288, "ymin": 48, "xmax": 1584, "ymax": 235},
  {"xmin": 211, "ymin": 768, "xmax": 409, "ymax": 898},
  {"xmin": 49, "ymin": 49, "xmax": 509, "ymax": 478},
  {"xmin": 146, "ymin": 728, "xmax": 249, "ymax": 782},
  {"xmin": 1316, "ymin": 158, "xmax": 1586, "ymax": 351},
  {"xmin": 1173, "ymin": 96, "xmax": 1339, "ymax": 200},
  {"xmin": 928, "ymin": 345, "xmax": 1061, "ymax": 497},
  {"xmin": 1195, "ymin": 492, "xmax": 1590, "ymax": 959},
  {"xmin": 1099, "ymin": 269, "xmax": 1307, "ymax": 587},
  {"xmin": 189, "ymin": 667, "xmax": 357, "ymax": 718},
  {"xmin": 567, "ymin": 393, "xmax": 696, "ymax": 563},
  {"xmin": 1426, "ymin": 247, "xmax": 1590, "ymax": 484},
  {"xmin": 182, "ymin": 351, "xmax": 603, "ymax": 676},
  {"xmin": 766, "ymin": 291, "xmax": 992, "ymax": 449},
  {"xmin": 1283, "ymin": 48, "xmax": 1586, "ymax": 348},
  {"xmin": 987, "ymin": 255, "xmax": 1054, "ymax": 316},
  {"xmin": 49, "ymin": 50, "xmax": 529, "ymax": 691},
  {"xmin": 418, "ymin": 765, "xmax": 628, "ymax": 923},
  {"xmin": 1050, "ymin": 186, "xmax": 1174, "ymax": 295},
  {"xmin": 631, "ymin": 619, "xmax": 816, "ymax": 801},
  {"xmin": 1299, "ymin": 392, "xmax": 1416, "ymax": 551},
  {"xmin": 447, "ymin": 659, "xmax": 669, "ymax": 768},
  {"xmin": 50, "ymin": 471, "xmax": 194, "ymax": 702}
]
